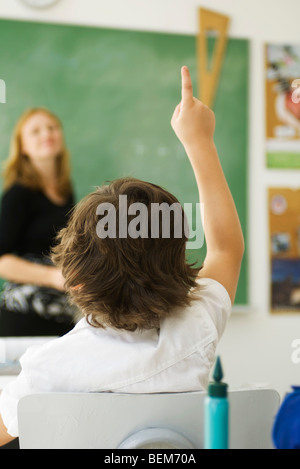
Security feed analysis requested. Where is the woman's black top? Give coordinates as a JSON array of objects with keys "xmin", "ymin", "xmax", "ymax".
[
  {"xmin": 0, "ymin": 183, "xmax": 74, "ymax": 258},
  {"xmin": 0, "ymin": 183, "xmax": 75, "ymax": 337}
]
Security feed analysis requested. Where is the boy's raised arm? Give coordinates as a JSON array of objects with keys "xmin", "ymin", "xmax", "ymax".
[{"xmin": 171, "ymin": 66, "xmax": 244, "ymax": 304}]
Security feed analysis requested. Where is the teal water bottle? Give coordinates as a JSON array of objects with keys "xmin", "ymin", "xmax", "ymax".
[{"xmin": 204, "ymin": 356, "xmax": 229, "ymax": 449}]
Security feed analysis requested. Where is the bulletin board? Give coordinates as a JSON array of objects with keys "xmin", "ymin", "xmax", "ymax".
[
  {"xmin": 269, "ymin": 188, "xmax": 300, "ymax": 312},
  {"xmin": 265, "ymin": 44, "xmax": 300, "ymax": 168},
  {"xmin": 0, "ymin": 19, "xmax": 249, "ymax": 305}
]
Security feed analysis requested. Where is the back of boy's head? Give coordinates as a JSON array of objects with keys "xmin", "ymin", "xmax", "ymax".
[{"xmin": 52, "ymin": 177, "xmax": 200, "ymax": 331}]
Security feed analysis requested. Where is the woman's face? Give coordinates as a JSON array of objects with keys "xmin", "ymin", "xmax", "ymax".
[{"xmin": 20, "ymin": 112, "xmax": 63, "ymax": 162}]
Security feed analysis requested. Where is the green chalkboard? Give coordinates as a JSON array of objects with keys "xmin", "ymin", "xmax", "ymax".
[{"xmin": 0, "ymin": 19, "xmax": 248, "ymax": 304}]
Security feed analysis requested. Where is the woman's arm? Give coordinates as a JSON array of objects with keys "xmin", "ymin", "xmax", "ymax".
[
  {"xmin": 171, "ymin": 66, "xmax": 244, "ymax": 304},
  {"xmin": 0, "ymin": 254, "xmax": 65, "ymax": 291},
  {"xmin": 0, "ymin": 184, "xmax": 65, "ymax": 291}
]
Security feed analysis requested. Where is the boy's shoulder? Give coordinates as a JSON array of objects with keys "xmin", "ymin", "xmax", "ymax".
[
  {"xmin": 192, "ymin": 277, "xmax": 232, "ymax": 337},
  {"xmin": 195, "ymin": 277, "xmax": 231, "ymax": 305}
]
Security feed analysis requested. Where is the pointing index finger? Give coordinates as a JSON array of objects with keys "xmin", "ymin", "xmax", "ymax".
[{"xmin": 181, "ymin": 66, "xmax": 193, "ymax": 104}]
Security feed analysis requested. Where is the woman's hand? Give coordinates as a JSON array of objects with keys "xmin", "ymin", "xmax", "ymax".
[
  {"xmin": 171, "ymin": 66, "xmax": 215, "ymax": 150},
  {"xmin": 0, "ymin": 254, "xmax": 66, "ymax": 291},
  {"xmin": 48, "ymin": 267, "xmax": 66, "ymax": 291}
]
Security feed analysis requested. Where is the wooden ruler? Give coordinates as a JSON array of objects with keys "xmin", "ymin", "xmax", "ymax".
[{"xmin": 197, "ymin": 8, "xmax": 230, "ymax": 107}]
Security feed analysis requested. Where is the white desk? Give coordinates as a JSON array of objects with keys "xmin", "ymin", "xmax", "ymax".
[
  {"xmin": 0, "ymin": 336, "xmax": 56, "ymax": 391},
  {"xmin": 0, "ymin": 337, "xmax": 56, "ymax": 363}
]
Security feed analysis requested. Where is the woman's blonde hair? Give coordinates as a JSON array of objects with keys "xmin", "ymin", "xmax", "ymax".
[{"xmin": 2, "ymin": 107, "xmax": 73, "ymax": 198}]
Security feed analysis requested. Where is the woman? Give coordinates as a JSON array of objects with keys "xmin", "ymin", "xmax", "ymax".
[{"xmin": 0, "ymin": 108, "xmax": 78, "ymax": 336}]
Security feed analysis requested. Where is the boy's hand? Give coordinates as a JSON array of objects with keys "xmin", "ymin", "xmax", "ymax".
[{"xmin": 171, "ymin": 66, "xmax": 215, "ymax": 149}]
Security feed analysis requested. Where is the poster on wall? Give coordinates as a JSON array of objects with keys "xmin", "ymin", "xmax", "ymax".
[
  {"xmin": 265, "ymin": 44, "xmax": 300, "ymax": 168},
  {"xmin": 269, "ymin": 188, "xmax": 300, "ymax": 313}
]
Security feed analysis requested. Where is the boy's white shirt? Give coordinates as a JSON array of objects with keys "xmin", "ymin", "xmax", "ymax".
[{"xmin": 0, "ymin": 277, "xmax": 231, "ymax": 437}]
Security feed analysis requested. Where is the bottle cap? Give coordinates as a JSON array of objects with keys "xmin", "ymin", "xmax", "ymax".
[{"xmin": 207, "ymin": 356, "xmax": 228, "ymax": 398}]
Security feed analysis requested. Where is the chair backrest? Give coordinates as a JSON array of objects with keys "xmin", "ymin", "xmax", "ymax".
[{"xmin": 17, "ymin": 388, "xmax": 280, "ymax": 449}]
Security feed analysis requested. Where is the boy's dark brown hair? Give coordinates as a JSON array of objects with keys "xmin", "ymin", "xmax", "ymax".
[{"xmin": 51, "ymin": 177, "xmax": 201, "ymax": 331}]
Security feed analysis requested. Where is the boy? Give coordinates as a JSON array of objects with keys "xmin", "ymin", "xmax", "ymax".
[{"xmin": 0, "ymin": 66, "xmax": 244, "ymax": 446}]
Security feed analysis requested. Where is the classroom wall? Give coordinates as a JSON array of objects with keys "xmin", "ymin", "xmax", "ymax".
[{"xmin": 1, "ymin": 0, "xmax": 300, "ymax": 397}]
